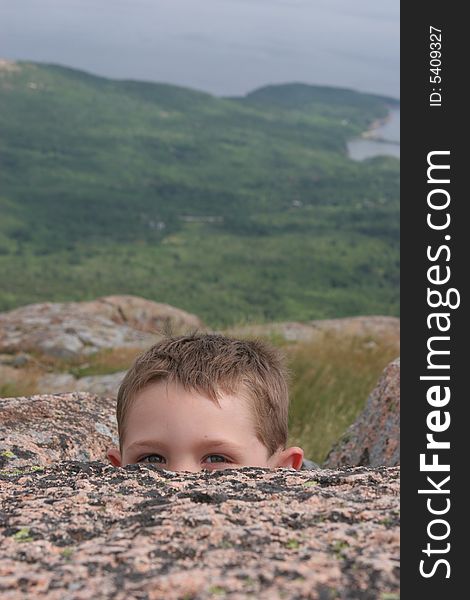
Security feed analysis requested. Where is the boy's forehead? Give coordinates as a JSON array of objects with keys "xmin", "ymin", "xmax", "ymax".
[
  {"xmin": 120, "ymin": 381, "xmax": 266, "ymax": 454},
  {"xmin": 122, "ymin": 380, "xmax": 257, "ymax": 441}
]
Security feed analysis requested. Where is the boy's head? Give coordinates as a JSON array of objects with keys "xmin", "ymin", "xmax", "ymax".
[{"xmin": 107, "ymin": 332, "xmax": 304, "ymax": 472}]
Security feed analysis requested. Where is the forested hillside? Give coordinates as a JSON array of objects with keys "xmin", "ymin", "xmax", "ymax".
[{"xmin": 0, "ymin": 61, "xmax": 399, "ymax": 327}]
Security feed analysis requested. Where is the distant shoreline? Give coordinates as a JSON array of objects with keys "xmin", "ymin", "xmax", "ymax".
[
  {"xmin": 347, "ymin": 105, "xmax": 400, "ymax": 160},
  {"xmin": 360, "ymin": 106, "xmax": 400, "ymax": 145},
  {"xmin": 361, "ymin": 109, "xmax": 392, "ymax": 139}
]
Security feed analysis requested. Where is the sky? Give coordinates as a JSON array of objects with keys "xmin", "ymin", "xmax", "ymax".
[{"xmin": 0, "ymin": 0, "xmax": 399, "ymax": 98}]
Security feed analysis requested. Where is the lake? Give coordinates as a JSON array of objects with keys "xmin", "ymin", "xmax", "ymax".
[
  {"xmin": 347, "ymin": 108, "xmax": 400, "ymax": 161},
  {"xmin": 0, "ymin": 0, "xmax": 399, "ymax": 99}
]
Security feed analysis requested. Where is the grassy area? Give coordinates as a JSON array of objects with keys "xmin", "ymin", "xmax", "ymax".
[
  {"xmin": 285, "ymin": 331, "xmax": 399, "ymax": 463},
  {"xmin": 0, "ymin": 373, "xmax": 39, "ymax": 399}
]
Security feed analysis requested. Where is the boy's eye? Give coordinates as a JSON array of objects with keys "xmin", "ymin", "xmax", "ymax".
[
  {"xmin": 139, "ymin": 454, "xmax": 165, "ymax": 464},
  {"xmin": 205, "ymin": 455, "xmax": 228, "ymax": 464},
  {"xmin": 138, "ymin": 454, "xmax": 229, "ymax": 464}
]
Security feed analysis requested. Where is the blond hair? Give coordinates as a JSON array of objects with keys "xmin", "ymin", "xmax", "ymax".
[{"xmin": 116, "ymin": 332, "xmax": 291, "ymax": 457}]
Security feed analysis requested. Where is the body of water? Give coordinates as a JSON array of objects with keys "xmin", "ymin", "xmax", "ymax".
[
  {"xmin": 347, "ymin": 107, "xmax": 400, "ymax": 161},
  {"xmin": 0, "ymin": 0, "xmax": 399, "ymax": 99}
]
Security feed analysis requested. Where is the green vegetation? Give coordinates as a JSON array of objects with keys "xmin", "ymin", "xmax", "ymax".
[
  {"xmin": 1, "ymin": 450, "xmax": 16, "ymax": 459},
  {"xmin": 0, "ymin": 62, "xmax": 399, "ymax": 327},
  {"xmin": 286, "ymin": 330, "xmax": 399, "ymax": 463},
  {"xmin": 60, "ymin": 547, "xmax": 74, "ymax": 560},
  {"xmin": 331, "ymin": 539, "xmax": 350, "ymax": 560},
  {"xmin": 12, "ymin": 527, "xmax": 33, "ymax": 542},
  {"xmin": 208, "ymin": 586, "xmax": 227, "ymax": 597}
]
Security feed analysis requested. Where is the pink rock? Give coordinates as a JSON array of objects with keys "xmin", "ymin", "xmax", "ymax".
[
  {"xmin": 0, "ymin": 392, "xmax": 118, "ymax": 467},
  {"xmin": 0, "ymin": 390, "xmax": 399, "ymax": 598},
  {"xmin": 0, "ymin": 295, "xmax": 205, "ymax": 359},
  {"xmin": 324, "ymin": 358, "xmax": 400, "ymax": 468},
  {"xmin": 0, "ymin": 461, "xmax": 399, "ymax": 598}
]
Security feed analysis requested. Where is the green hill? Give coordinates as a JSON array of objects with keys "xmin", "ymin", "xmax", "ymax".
[{"xmin": 0, "ymin": 61, "xmax": 399, "ymax": 327}]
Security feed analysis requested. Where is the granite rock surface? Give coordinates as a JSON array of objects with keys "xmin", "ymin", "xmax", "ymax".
[
  {"xmin": 324, "ymin": 359, "xmax": 400, "ymax": 468},
  {"xmin": 0, "ymin": 461, "xmax": 399, "ymax": 599},
  {"xmin": 0, "ymin": 391, "xmax": 399, "ymax": 598},
  {"xmin": 0, "ymin": 392, "xmax": 118, "ymax": 468},
  {"xmin": 36, "ymin": 371, "xmax": 127, "ymax": 397},
  {"xmin": 0, "ymin": 295, "xmax": 204, "ymax": 360}
]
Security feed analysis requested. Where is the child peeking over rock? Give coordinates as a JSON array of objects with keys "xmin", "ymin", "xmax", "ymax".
[{"xmin": 107, "ymin": 332, "xmax": 316, "ymax": 472}]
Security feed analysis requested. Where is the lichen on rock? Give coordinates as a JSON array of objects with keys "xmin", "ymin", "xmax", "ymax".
[
  {"xmin": 0, "ymin": 461, "xmax": 399, "ymax": 599},
  {"xmin": 0, "ymin": 388, "xmax": 399, "ymax": 597}
]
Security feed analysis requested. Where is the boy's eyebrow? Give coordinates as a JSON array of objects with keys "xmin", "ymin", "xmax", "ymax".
[{"xmin": 126, "ymin": 439, "xmax": 243, "ymax": 452}]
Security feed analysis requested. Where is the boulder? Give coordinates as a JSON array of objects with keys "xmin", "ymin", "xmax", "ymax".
[
  {"xmin": 324, "ymin": 358, "xmax": 400, "ymax": 468},
  {"xmin": 0, "ymin": 391, "xmax": 399, "ymax": 597},
  {"xmin": 0, "ymin": 392, "xmax": 118, "ymax": 467},
  {"xmin": 37, "ymin": 371, "xmax": 127, "ymax": 397},
  {"xmin": 0, "ymin": 461, "xmax": 399, "ymax": 599},
  {"xmin": 79, "ymin": 295, "xmax": 204, "ymax": 334},
  {"xmin": 0, "ymin": 295, "xmax": 205, "ymax": 360}
]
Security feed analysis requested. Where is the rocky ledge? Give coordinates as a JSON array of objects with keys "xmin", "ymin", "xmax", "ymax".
[
  {"xmin": 324, "ymin": 359, "xmax": 400, "ymax": 469},
  {"xmin": 0, "ymin": 295, "xmax": 204, "ymax": 360},
  {"xmin": 0, "ymin": 388, "xmax": 399, "ymax": 598},
  {"xmin": 0, "ymin": 462, "xmax": 399, "ymax": 599}
]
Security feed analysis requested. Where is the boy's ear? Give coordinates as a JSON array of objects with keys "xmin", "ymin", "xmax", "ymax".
[
  {"xmin": 275, "ymin": 446, "xmax": 304, "ymax": 470},
  {"xmin": 107, "ymin": 447, "xmax": 123, "ymax": 467}
]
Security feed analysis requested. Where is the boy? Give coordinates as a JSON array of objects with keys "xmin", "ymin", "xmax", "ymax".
[{"xmin": 107, "ymin": 332, "xmax": 309, "ymax": 472}]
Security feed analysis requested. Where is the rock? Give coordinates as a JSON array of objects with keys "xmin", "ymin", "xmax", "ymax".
[
  {"xmin": 0, "ymin": 460, "xmax": 399, "ymax": 598},
  {"xmin": 0, "ymin": 392, "xmax": 118, "ymax": 468},
  {"xmin": 224, "ymin": 315, "xmax": 399, "ymax": 344},
  {"xmin": 36, "ymin": 372, "xmax": 126, "ymax": 397},
  {"xmin": 0, "ymin": 391, "xmax": 399, "ymax": 597},
  {"xmin": 0, "ymin": 352, "xmax": 31, "ymax": 367},
  {"xmin": 324, "ymin": 358, "xmax": 400, "ymax": 468},
  {"xmin": 73, "ymin": 371, "xmax": 126, "ymax": 396},
  {"xmin": 81, "ymin": 295, "xmax": 204, "ymax": 334},
  {"xmin": 0, "ymin": 295, "xmax": 205, "ymax": 360},
  {"xmin": 301, "ymin": 457, "xmax": 321, "ymax": 470},
  {"xmin": 76, "ymin": 371, "xmax": 126, "ymax": 398},
  {"xmin": 35, "ymin": 373, "xmax": 78, "ymax": 393}
]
